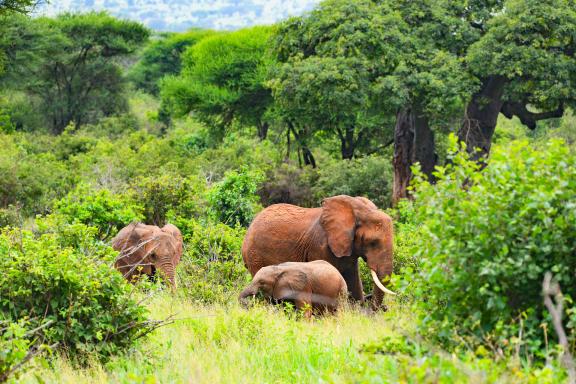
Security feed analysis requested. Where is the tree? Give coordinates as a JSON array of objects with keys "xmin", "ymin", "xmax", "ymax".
[
  {"xmin": 270, "ymin": 0, "xmax": 472, "ymax": 196},
  {"xmin": 384, "ymin": 0, "xmax": 475, "ymax": 203},
  {"xmin": 0, "ymin": 0, "xmax": 39, "ymax": 76},
  {"xmin": 0, "ymin": 0, "xmax": 37, "ymax": 15},
  {"xmin": 161, "ymin": 26, "xmax": 274, "ymax": 140},
  {"xmin": 0, "ymin": 13, "xmax": 149, "ymax": 134},
  {"xmin": 129, "ymin": 29, "xmax": 215, "ymax": 95},
  {"xmin": 270, "ymin": 0, "xmax": 402, "ymax": 161},
  {"xmin": 456, "ymin": 0, "xmax": 576, "ymax": 159}
]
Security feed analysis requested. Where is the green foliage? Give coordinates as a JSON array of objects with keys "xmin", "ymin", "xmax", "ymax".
[
  {"xmin": 466, "ymin": 0, "xmax": 576, "ymax": 111},
  {"xmin": 0, "ymin": 223, "xmax": 149, "ymax": 361},
  {"xmin": 405, "ymin": 135, "xmax": 576, "ymax": 357},
  {"xmin": 207, "ymin": 168, "xmax": 264, "ymax": 227},
  {"xmin": 174, "ymin": 218, "xmax": 249, "ymax": 303},
  {"xmin": 0, "ymin": 12, "xmax": 149, "ymax": 133},
  {"xmin": 0, "ymin": 133, "xmax": 70, "ymax": 217},
  {"xmin": 129, "ymin": 29, "xmax": 215, "ymax": 95},
  {"xmin": 312, "ymin": 155, "xmax": 392, "ymax": 208},
  {"xmin": 54, "ymin": 184, "xmax": 143, "ymax": 239},
  {"xmin": 161, "ymin": 26, "xmax": 273, "ymax": 138},
  {"xmin": 270, "ymin": 0, "xmax": 402, "ymax": 159},
  {"xmin": 0, "ymin": 0, "xmax": 36, "ymax": 15},
  {"xmin": 0, "ymin": 105, "xmax": 14, "ymax": 134},
  {"xmin": 132, "ymin": 174, "xmax": 206, "ymax": 226},
  {"xmin": 258, "ymin": 161, "xmax": 317, "ymax": 207},
  {"xmin": 360, "ymin": 335, "xmax": 426, "ymax": 357}
]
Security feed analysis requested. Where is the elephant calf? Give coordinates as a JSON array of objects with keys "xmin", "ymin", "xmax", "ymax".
[
  {"xmin": 112, "ymin": 222, "xmax": 183, "ymax": 289},
  {"xmin": 239, "ymin": 260, "xmax": 347, "ymax": 318}
]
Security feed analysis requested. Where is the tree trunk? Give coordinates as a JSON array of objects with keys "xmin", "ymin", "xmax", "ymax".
[
  {"xmin": 288, "ymin": 121, "xmax": 316, "ymax": 168},
  {"xmin": 413, "ymin": 106, "xmax": 436, "ymax": 182},
  {"xmin": 392, "ymin": 108, "xmax": 415, "ymax": 205},
  {"xmin": 392, "ymin": 106, "xmax": 435, "ymax": 205},
  {"xmin": 457, "ymin": 76, "xmax": 507, "ymax": 160},
  {"xmin": 257, "ymin": 121, "xmax": 269, "ymax": 140},
  {"xmin": 340, "ymin": 126, "xmax": 355, "ymax": 160},
  {"xmin": 285, "ymin": 126, "xmax": 291, "ymax": 161}
]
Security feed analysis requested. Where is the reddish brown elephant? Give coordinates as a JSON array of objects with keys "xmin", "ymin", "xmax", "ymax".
[
  {"xmin": 242, "ymin": 195, "xmax": 395, "ymax": 311},
  {"xmin": 239, "ymin": 260, "xmax": 347, "ymax": 318},
  {"xmin": 112, "ymin": 222, "xmax": 183, "ymax": 289}
]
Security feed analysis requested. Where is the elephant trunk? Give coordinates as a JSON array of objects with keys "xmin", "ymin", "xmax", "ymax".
[
  {"xmin": 370, "ymin": 263, "xmax": 394, "ymax": 311},
  {"xmin": 239, "ymin": 284, "xmax": 258, "ymax": 307},
  {"xmin": 158, "ymin": 260, "xmax": 177, "ymax": 291}
]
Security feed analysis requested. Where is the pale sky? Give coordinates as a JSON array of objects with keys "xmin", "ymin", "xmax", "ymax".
[{"xmin": 37, "ymin": 0, "xmax": 321, "ymax": 31}]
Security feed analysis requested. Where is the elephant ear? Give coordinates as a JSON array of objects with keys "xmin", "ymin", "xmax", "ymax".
[
  {"xmin": 113, "ymin": 223, "xmax": 157, "ymax": 258},
  {"xmin": 273, "ymin": 271, "xmax": 310, "ymax": 301},
  {"xmin": 320, "ymin": 196, "xmax": 356, "ymax": 258},
  {"xmin": 112, "ymin": 222, "xmax": 140, "ymax": 252}
]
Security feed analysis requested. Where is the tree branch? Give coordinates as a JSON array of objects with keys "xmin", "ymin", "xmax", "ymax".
[
  {"xmin": 501, "ymin": 101, "xmax": 564, "ymax": 130},
  {"xmin": 542, "ymin": 272, "xmax": 576, "ymax": 384}
]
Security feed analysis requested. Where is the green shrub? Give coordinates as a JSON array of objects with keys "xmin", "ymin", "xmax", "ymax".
[
  {"xmin": 207, "ymin": 168, "xmax": 263, "ymax": 227},
  {"xmin": 0, "ymin": 134, "xmax": 70, "ymax": 216},
  {"xmin": 258, "ymin": 161, "xmax": 317, "ymax": 207},
  {"xmin": 195, "ymin": 135, "xmax": 280, "ymax": 180},
  {"xmin": 406, "ymin": 136, "xmax": 576, "ymax": 358},
  {"xmin": 132, "ymin": 174, "xmax": 206, "ymax": 226},
  {"xmin": 173, "ymin": 217, "xmax": 249, "ymax": 303},
  {"xmin": 0, "ymin": 223, "xmax": 150, "ymax": 361},
  {"xmin": 54, "ymin": 184, "xmax": 143, "ymax": 239},
  {"xmin": 313, "ymin": 155, "xmax": 393, "ymax": 208},
  {"xmin": 0, "ymin": 319, "xmax": 54, "ymax": 382}
]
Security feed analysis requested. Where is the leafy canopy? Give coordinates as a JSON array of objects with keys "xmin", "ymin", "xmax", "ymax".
[
  {"xmin": 0, "ymin": 12, "xmax": 149, "ymax": 133},
  {"xmin": 161, "ymin": 26, "xmax": 274, "ymax": 138}
]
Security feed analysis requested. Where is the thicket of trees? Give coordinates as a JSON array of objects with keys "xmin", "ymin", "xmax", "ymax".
[{"xmin": 1, "ymin": 0, "xmax": 576, "ymax": 381}]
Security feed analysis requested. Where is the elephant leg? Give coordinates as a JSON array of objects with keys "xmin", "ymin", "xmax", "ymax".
[
  {"xmin": 294, "ymin": 291, "xmax": 313, "ymax": 319},
  {"xmin": 340, "ymin": 263, "xmax": 364, "ymax": 302}
]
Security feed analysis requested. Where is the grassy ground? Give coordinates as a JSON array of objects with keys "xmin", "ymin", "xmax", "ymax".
[{"xmin": 19, "ymin": 295, "xmax": 565, "ymax": 384}]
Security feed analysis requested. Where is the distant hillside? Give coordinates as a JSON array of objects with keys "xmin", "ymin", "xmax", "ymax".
[{"xmin": 36, "ymin": 0, "xmax": 319, "ymax": 31}]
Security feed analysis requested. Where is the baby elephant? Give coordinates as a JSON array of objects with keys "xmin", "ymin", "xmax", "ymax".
[{"xmin": 239, "ymin": 260, "xmax": 347, "ymax": 318}]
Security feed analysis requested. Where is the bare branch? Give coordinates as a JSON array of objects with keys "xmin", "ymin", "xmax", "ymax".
[{"xmin": 543, "ymin": 272, "xmax": 576, "ymax": 383}]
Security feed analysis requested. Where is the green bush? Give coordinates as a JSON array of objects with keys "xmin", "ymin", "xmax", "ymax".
[
  {"xmin": 207, "ymin": 168, "xmax": 264, "ymax": 227},
  {"xmin": 0, "ymin": 134, "xmax": 70, "ymax": 217},
  {"xmin": 131, "ymin": 174, "xmax": 206, "ymax": 226},
  {"xmin": 405, "ymin": 136, "xmax": 576, "ymax": 358},
  {"xmin": 54, "ymin": 184, "xmax": 143, "ymax": 239},
  {"xmin": 313, "ymin": 155, "xmax": 393, "ymax": 208},
  {"xmin": 0, "ymin": 223, "xmax": 150, "ymax": 361},
  {"xmin": 0, "ymin": 319, "xmax": 54, "ymax": 382},
  {"xmin": 173, "ymin": 217, "xmax": 249, "ymax": 303},
  {"xmin": 258, "ymin": 161, "xmax": 317, "ymax": 207}
]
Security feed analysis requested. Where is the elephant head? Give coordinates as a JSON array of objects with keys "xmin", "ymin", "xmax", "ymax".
[
  {"xmin": 320, "ymin": 195, "xmax": 395, "ymax": 310},
  {"xmin": 112, "ymin": 222, "xmax": 183, "ymax": 289}
]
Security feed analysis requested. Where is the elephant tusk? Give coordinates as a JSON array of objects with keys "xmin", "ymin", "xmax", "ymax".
[{"xmin": 370, "ymin": 269, "xmax": 397, "ymax": 296}]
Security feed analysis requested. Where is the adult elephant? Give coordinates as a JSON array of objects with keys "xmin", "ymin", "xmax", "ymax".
[
  {"xmin": 242, "ymin": 195, "xmax": 395, "ymax": 311},
  {"xmin": 112, "ymin": 222, "xmax": 183, "ymax": 289}
]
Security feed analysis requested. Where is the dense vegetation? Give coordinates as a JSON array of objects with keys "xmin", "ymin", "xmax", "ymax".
[{"xmin": 1, "ymin": 0, "xmax": 575, "ymax": 382}]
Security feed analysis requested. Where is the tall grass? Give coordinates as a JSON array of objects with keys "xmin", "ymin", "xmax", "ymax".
[{"xmin": 20, "ymin": 295, "xmax": 565, "ymax": 383}]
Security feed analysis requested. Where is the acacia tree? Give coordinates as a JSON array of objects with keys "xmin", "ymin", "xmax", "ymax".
[
  {"xmin": 0, "ymin": 12, "xmax": 149, "ymax": 133},
  {"xmin": 161, "ymin": 26, "xmax": 274, "ymax": 140},
  {"xmin": 129, "ymin": 29, "xmax": 214, "ymax": 95}
]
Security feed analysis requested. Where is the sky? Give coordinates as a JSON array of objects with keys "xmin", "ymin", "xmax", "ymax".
[{"xmin": 36, "ymin": 0, "xmax": 321, "ymax": 31}]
